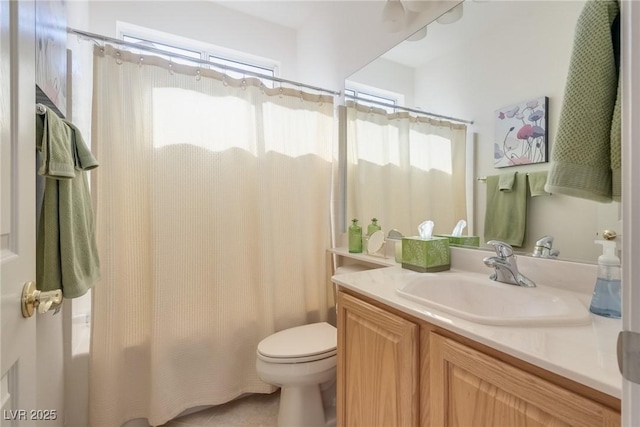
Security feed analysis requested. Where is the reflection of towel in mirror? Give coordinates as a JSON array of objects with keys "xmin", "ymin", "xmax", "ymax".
[
  {"xmin": 528, "ymin": 171, "xmax": 551, "ymax": 197},
  {"xmin": 546, "ymin": 0, "xmax": 620, "ymax": 202},
  {"xmin": 498, "ymin": 172, "xmax": 516, "ymax": 192},
  {"xmin": 36, "ymin": 110, "xmax": 100, "ymax": 299},
  {"xmin": 484, "ymin": 172, "xmax": 527, "ymax": 247}
]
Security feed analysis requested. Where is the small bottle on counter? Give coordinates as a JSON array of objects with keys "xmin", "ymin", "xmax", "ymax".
[
  {"xmin": 589, "ymin": 240, "xmax": 621, "ymax": 318},
  {"xmin": 349, "ymin": 219, "xmax": 363, "ymax": 253},
  {"xmin": 367, "ymin": 218, "xmax": 381, "ymax": 236}
]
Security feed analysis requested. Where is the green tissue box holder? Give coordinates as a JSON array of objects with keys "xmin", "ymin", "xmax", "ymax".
[
  {"xmin": 401, "ymin": 236, "xmax": 450, "ymax": 273},
  {"xmin": 434, "ymin": 234, "xmax": 480, "ymax": 248}
]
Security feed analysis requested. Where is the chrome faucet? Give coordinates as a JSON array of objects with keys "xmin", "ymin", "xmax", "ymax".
[
  {"xmin": 483, "ymin": 240, "xmax": 535, "ymax": 287},
  {"xmin": 532, "ymin": 235, "xmax": 560, "ymax": 258}
]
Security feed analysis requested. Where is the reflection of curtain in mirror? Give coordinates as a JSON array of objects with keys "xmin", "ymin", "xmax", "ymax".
[
  {"xmin": 89, "ymin": 45, "xmax": 334, "ymax": 427},
  {"xmin": 346, "ymin": 103, "xmax": 467, "ymax": 237}
]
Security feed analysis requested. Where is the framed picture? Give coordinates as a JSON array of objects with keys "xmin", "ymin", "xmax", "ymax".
[{"xmin": 494, "ymin": 96, "xmax": 548, "ymax": 168}]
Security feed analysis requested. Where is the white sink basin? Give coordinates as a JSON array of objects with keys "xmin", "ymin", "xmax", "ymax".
[{"xmin": 395, "ymin": 270, "xmax": 591, "ymax": 326}]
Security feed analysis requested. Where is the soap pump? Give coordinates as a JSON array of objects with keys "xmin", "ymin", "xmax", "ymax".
[{"xmin": 589, "ymin": 240, "xmax": 621, "ymax": 318}]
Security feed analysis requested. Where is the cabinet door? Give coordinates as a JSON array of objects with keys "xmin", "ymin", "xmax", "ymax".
[
  {"xmin": 337, "ymin": 292, "xmax": 419, "ymax": 427},
  {"xmin": 430, "ymin": 333, "xmax": 620, "ymax": 427}
]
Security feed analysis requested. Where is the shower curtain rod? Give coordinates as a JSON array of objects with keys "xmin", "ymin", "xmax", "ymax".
[
  {"xmin": 346, "ymin": 95, "xmax": 473, "ymax": 125},
  {"xmin": 68, "ymin": 28, "xmax": 341, "ymax": 96}
]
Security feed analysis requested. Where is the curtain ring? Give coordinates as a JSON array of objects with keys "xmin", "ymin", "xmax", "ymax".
[
  {"xmin": 299, "ymin": 90, "xmax": 304, "ymax": 103},
  {"xmin": 241, "ymin": 78, "xmax": 247, "ymax": 91},
  {"xmin": 195, "ymin": 69, "xmax": 202, "ymax": 81},
  {"xmin": 115, "ymin": 51, "xmax": 122, "ymax": 65},
  {"xmin": 279, "ymin": 86, "xmax": 284, "ymax": 98},
  {"xmin": 168, "ymin": 60, "xmax": 174, "ymax": 75},
  {"xmin": 222, "ymin": 74, "xmax": 228, "ymax": 87},
  {"xmin": 138, "ymin": 56, "xmax": 144, "ymax": 67}
]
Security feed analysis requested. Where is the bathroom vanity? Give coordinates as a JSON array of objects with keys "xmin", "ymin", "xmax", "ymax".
[{"xmin": 331, "ymin": 248, "xmax": 622, "ymax": 427}]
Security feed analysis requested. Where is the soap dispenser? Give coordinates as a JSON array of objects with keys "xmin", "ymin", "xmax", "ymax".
[
  {"xmin": 589, "ymin": 240, "xmax": 621, "ymax": 318},
  {"xmin": 349, "ymin": 219, "xmax": 363, "ymax": 253},
  {"xmin": 367, "ymin": 218, "xmax": 381, "ymax": 236}
]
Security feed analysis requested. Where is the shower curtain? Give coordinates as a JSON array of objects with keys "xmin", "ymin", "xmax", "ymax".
[
  {"xmin": 345, "ymin": 102, "xmax": 467, "ymax": 237},
  {"xmin": 89, "ymin": 45, "xmax": 334, "ymax": 427}
]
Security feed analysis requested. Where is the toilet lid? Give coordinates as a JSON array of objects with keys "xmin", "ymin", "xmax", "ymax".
[{"xmin": 257, "ymin": 322, "xmax": 337, "ymax": 360}]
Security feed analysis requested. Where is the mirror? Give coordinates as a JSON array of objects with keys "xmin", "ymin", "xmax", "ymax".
[{"xmin": 345, "ymin": 0, "xmax": 620, "ymax": 264}]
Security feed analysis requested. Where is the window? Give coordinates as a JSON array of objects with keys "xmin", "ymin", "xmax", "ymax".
[
  {"xmin": 344, "ymin": 83, "xmax": 403, "ymax": 114},
  {"xmin": 118, "ymin": 24, "xmax": 279, "ymax": 87}
]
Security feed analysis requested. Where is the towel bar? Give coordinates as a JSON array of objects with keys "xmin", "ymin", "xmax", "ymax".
[{"xmin": 477, "ymin": 173, "xmax": 531, "ymax": 182}]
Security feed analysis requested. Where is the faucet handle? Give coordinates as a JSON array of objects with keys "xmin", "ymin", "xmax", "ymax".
[{"xmin": 487, "ymin": 240, "xmax": 514, "ymax": 258}]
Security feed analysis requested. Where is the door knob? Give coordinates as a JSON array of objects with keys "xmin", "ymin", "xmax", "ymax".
[{"xmin": 21, "ymin": 281, "xmax": 62, "ymax": 318}]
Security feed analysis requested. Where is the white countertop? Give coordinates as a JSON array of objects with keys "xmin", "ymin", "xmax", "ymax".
[{"xmin": 332, "ymin": 264, "xmax": 622, "ymax": 399}]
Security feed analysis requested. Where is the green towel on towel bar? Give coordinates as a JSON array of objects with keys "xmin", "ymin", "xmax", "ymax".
[
  {"xmin": 36, "ymin": 110, "xmax": 100, "ymax": 299},
  {"xmin": 546, "ymin": 0, "xmax": 620, "ymax": 202},
  {"xmin": 484, "ymin": 172, "xmax": 527, "ymax": 247},
  {"xmin": 499, "ymin": 172, "xmax": 516, "ymax": 192},
  {"xmin": 528, "ymin": 171, "xmax": 551, "ymax": 197}
]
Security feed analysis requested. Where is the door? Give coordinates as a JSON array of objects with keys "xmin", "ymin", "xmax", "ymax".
[
  {"xmin": 1, "ymin": 0, "xmax": 37, "ymax": 424},
  {"xmin": 337, "ymin": 291, "xmax": 418, "ymax": 427}
]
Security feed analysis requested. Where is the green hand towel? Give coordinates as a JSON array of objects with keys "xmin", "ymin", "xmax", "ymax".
[
  {"xmin": 499, "ymin": 172, "xmax": 516, "ymax": 192},
  {"xmin": 36, "ymin": 110, "xmax": 100, "ymax": 298},
  {"xmin": 484, "ymin": 172, "xmax": 527, "ymax": 247},
  {"xmin": 546, "ymin": 0, "xmax": 620, "ymax": 202},
  {"xmin": 36, "ymin": 111, "xmax": 76, "ymax": 179},
  {"xmin": 528, "ymin": 171, "xmax": 551, "ymax": 197}
]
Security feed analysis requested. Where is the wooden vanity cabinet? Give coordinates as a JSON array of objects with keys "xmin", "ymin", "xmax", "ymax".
[
  {"xmin": 337, "ymin": 289, "xmax": 621, "ymax": 427},
  {"xmin": 429, "ymin": 333, "xmax": 620, "ymax": 427},
  {"xmin": 337, "ymin": 291, "xmax": 419, "ymax": 427}
]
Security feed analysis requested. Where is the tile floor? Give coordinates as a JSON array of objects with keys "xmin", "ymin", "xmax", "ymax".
[{"xmin": 161, "ymin": 391, "xmax": 280, "ymax": 427}]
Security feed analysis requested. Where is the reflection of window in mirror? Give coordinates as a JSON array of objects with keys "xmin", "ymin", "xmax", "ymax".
[{"xmin": 345, "ymin": 81, "xmax": 404, "ymax": 113}]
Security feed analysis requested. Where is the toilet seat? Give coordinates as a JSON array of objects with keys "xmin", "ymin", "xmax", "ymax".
[{"xmin": 257, "ymin": 322, "xmax": 337, "ymax": 364}]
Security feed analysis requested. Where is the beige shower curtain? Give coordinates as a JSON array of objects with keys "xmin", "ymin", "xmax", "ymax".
[
  {"xmin": 89, "ymin": 45, "xmax": 334, "ymax": 427},
  {"xmin": 345, "ymin": 102, "xmax": 467, "ymax": 237}
]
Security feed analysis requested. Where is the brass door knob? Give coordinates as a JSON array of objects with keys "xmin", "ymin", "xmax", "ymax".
[
  {"xmin": 603, "ymin": 230, "xmax": 617, "ymax": 240},
  {"xmin": 21, "ymin": 281, "xmax": 62, "ymax": 318}
]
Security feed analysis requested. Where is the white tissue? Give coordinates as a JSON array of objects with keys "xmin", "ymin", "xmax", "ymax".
[
  {"xmin": 451, "ymin": 219, "xmax": 467, "ymax": 237},
  {"xmin": 418, "ymin": 220, "xmax": 434, "ymax": 239}
]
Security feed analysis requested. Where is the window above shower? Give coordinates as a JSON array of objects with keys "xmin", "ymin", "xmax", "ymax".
[{"xmin": 116, "ymin": 22, "xmax": 280, "ymax": 87}]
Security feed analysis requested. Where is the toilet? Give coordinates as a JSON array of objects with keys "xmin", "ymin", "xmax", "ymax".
[{"xmin": 256, "ymin": 322, "xmax": 337, "ymax": 427}]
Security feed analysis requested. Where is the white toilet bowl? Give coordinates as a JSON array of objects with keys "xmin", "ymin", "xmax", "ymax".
[{"xmin": 256, "ymin": 322, "xmax": 337, "ymax": 427}]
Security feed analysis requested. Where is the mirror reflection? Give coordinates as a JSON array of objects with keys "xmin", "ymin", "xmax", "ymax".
[{"xmin": 345, "ymin": 0, "xmax": 620, "ymax": 263}]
